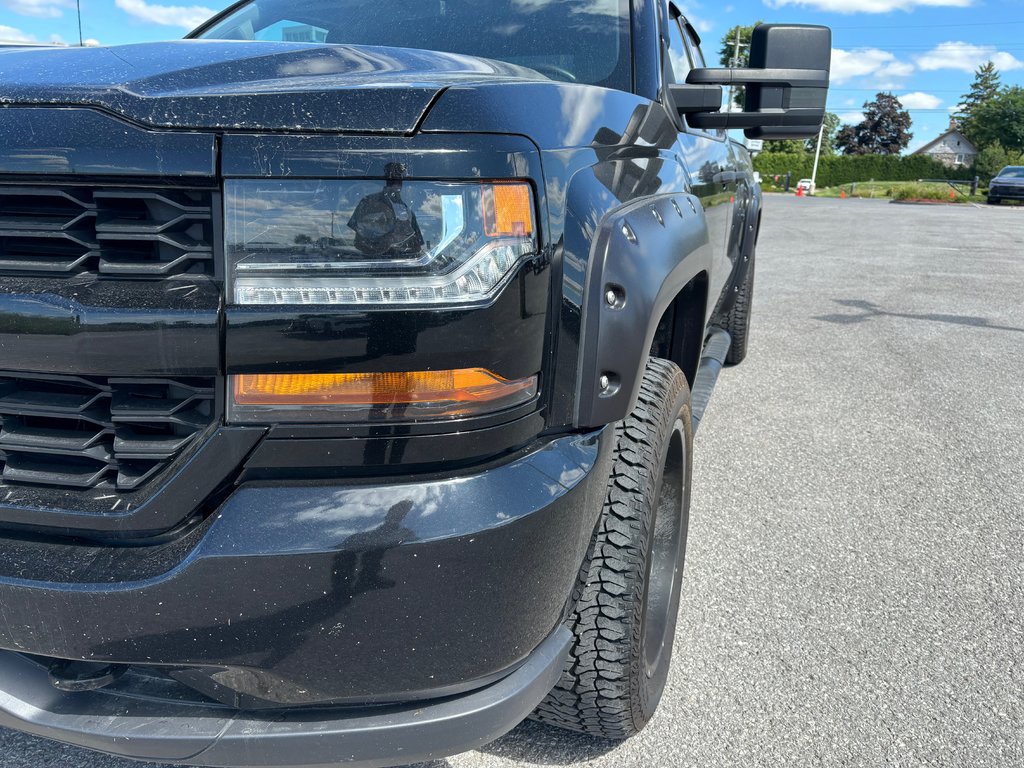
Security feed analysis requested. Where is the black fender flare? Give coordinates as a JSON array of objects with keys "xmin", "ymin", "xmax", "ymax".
[
  {"xmin": 717, "ymin": 183, "xmax": 763, "ymax": 320},
  {"xmin": 575, "ymin": 193, "xmax": 713, "ymax": 428}
]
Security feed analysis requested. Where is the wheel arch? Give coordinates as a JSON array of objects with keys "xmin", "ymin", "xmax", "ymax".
[
  {"xmin": 649, "ymin": 273, "xmax": 710, "ymax": 390},
  {"xmin": 575, "ymin": 193, "xmax": 714, "ymax": 428}
]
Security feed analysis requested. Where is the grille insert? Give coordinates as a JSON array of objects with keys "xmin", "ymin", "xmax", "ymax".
[
  {"xmin": 0, "ymin": 187, "xmax": 215, "ymax": 277},
  {"xmin": 0, "ymin": 374, "xmax": 215, "ymax": 491}
]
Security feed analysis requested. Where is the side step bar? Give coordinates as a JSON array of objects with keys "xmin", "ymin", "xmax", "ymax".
[{"xmin": 691, "ymin": 327, "xmax": 731, "ymax": 433}]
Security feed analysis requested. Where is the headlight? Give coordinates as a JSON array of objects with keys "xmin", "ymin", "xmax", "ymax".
[{"xmin": 226, "ymin": 179, "xmax": 537, "ymax": 307}]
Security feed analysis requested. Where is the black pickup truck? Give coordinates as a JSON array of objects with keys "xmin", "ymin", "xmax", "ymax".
[{"xmin": 0, "ymin": 3, "xmax": 829, "ymax": 766}]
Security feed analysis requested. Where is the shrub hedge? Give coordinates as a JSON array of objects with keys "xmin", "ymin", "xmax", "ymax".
[
  {"xmin": 753, "ymin": 153, "xmax": 976, "ymax": 188},
  {"xmin": 889, "ymin": 184, "xmax": 961, "ymax": 201}
]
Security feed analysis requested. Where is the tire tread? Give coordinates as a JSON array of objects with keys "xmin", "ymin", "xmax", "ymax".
[{"xmin": 532, "ymin": 358, "xmax": 689, "ymax": 739}]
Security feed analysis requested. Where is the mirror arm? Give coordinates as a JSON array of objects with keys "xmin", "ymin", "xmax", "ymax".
[
  {"xmin": 687, "ymin": 108, "xmax": 824, "ymax": 131},
  {"xmin": 686, "ymin": 68, "xmax": 829, "ymax": 89},
  {"xmin": 667, "ymin": 84, "xmax": 723, "ymax": 116}
]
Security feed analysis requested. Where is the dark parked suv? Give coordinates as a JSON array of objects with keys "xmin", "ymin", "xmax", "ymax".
[
  {"xmin": 987, "ymin": 166, "xmax": 1024, "ymax": 204},
  {"xmin": 0, "ymin": 2, "xmax": 829, "ymax": 765}
]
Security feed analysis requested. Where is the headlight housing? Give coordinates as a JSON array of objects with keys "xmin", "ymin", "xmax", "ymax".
[{"xmin": 226, "ymin": 179, "xmax": 537, "ymax": 307}]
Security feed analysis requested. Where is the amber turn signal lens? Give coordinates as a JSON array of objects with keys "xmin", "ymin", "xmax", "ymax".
[
  {"xmin": 233, "ymin": 369, "xmax": 537, "ymax": 409},
  {"xmin": 483, "ymin": 183, "xmax": 534, "ymax": 238}
]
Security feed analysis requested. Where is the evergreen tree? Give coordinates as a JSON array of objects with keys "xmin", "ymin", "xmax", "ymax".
[
  {"xmin": 957, "ymin": 61, "xmax": 1001, "ymax": 143},
  {"xmin": 836, "ymin": 94, "xmax": 913, "ymax": 156}
]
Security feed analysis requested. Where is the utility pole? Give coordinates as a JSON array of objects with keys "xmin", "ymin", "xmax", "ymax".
[
  {"xmin": 76, "ymin": 0, "xmax": 83, "ymax": 46},
  {"xmin": 810, "ymin": 121, "xmax": 825, "ymax": 192},
  {"xmin": 725, "ymin": 31, "xmax": 749, "ymax": 113}
]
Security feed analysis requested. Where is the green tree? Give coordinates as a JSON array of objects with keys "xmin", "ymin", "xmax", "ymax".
[
  {"xmin": 807, "ymin": 112, "xmax": 841, "ymax": 156},
  {"xmin": 761, "ymin": 139, "xmax": 808, "ymax": 154},
  {"xmin": 975, "ymin": 142, "xmax": 1023, "ymax": 183},
  {"xmin": 717, "ymin": 23, "xmax": 759, "ymax": 67},
  {"xmin": 836, "ymin": 93, "xmax": 913, "ymax": 156},
  {"xmin": 957, "ymin": 61, "xmax": 1001, "ymax": 143},
  {"xmin": 971, "ymin": 86, "xmax": 1024, "ymax": 154},
  {"xmin": 718, "ymin": 23, "xmax": 762, "ymax": 108}
]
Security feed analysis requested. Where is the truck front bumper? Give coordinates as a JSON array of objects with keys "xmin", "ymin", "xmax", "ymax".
[
  {"xmin": 0, "ymin": 429, "xmax": 612, "ymax": 766},
  {"xmin": 0, "ymin": 627, "xmax": 570, "ymax": 768}
]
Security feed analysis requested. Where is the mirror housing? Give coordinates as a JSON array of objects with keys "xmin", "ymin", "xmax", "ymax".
[{"xmin": 674, "ymin": 24, "xmax": 831, "ymax": 139}]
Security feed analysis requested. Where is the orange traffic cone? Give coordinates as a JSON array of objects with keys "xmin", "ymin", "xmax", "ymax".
[
  {"xmin": 840, "ymin": 190, "xmax": 846, "ymax": 199},
  {"xmin": 796, "ymin": 186, "xmax": 803, "ymax": 197},
  {"xmin": 949, "ymin": 190, "xmax": 956, "ymax": 200}
]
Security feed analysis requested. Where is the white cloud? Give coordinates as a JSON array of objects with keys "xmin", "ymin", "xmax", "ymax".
[
  {"xmin": 831, "ymin": 47, "xmax": 914, "ymax": 85},
  {"xmin": 692, "ymin": 17, "xmax": 714, "ymax": 34},
  {"xmin": 678, "ymin": 0, "xmax": 713, "ymax": 34},
  {"xmin": 115, "ymin": 0, "xmax": 215, "ymax": 28},
  {"xmin": 767, "ymin": 0, "xmax": 971, "ymax": 12},
  {"xmin": 915, "ymin": 41, "xmax": 1023, "ymax": 73},
  {"xmin": 83, "ymin": 38, "xmax": 101, "ymax": 46},
  {"xmin": 682, "ymin": 9, "xmax": 713, "ymax": 34},
  {"xmin": 838, "ymin": 110, "xmax": 866, "ymax": 125},
  {"xmin": 897, "ymin": 91, "xmax": 942, "ymax": 110},
  {"xmin": 878, "ymin": 61, "xmax": 914, "ymax": 79},
  {"xmin": 0, "ymin": 24, "xmax": 34, "ymax": 42},
  {"xmin": 0, "ymin": 0, "xmax": 74, "ymax": 18}
]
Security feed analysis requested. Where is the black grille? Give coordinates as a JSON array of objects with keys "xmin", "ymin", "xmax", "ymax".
[
  {"xmin": 0, "ymin": 186, "xmax": 215, "ymax": 277},
  {"xmin": 0, "ymin": 374, "xmax": 215, "ymax": 491}
]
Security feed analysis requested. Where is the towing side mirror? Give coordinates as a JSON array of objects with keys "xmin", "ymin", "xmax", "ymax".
[{"xmin": 669, "ymin": 24, "xmax": 831, "ymax": 140}]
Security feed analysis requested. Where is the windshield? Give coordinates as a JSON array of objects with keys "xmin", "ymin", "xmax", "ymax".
[
  {"xmin": 998, "ymin": 167, "xmax": 1024, "ymax": 179},
  {"xmin": 194, "ymin": 0, "xmax": 632, "ymax": 91}
]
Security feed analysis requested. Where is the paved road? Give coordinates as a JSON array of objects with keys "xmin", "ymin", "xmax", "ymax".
[{"xmin": 3, "ymin": 196, "xmax": 1023, "ymax": 767}]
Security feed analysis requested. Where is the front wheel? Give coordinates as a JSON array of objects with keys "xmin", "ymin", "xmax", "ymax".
[
  {"xmin": 988, "ymin": 197, "xmax": 1002, "ymax": 205},
  {"xmin": 533, "ymin": 358, "xmax": 692, "ymax": 739}
]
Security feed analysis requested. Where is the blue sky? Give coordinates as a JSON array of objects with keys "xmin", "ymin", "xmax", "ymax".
[{"xmin": 1, "ymin": 0, "xmax": 1022, "ymax": 152}]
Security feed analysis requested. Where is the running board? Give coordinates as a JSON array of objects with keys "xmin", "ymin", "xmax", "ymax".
[{"xmin": 691, "ymin": 327, "xmax": 731, "ymax": 433}]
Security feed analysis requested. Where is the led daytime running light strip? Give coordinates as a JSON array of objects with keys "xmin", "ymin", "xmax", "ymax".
[{"xmin": 233, "ymin": 239, "xmax": 534, "ymax": 306}]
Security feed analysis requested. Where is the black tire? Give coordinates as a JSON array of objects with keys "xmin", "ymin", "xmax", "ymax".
[
  {"xmin": 533, "ymin": 358, "xmax": 692, "ymax": 739},
  {"xmin": 722, "ymin": 245, "xmax": 755, "ymax": 365},
  {"xmin": 988, "ymin": 197, "xmax": 1001, "ymax": 205}
]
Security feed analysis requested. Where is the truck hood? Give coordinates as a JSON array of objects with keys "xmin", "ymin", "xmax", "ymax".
[
  {"xmin": 993, "ymin": 176, "xmax": 1024, "ymax": 187},
  {"xmin": 0, "ymin": 41, "xmax": 542, "ymax": 133}
]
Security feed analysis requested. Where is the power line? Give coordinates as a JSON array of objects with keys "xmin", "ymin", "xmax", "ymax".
[
  {"xmin": 832, "ymin": 89, "xmax": 955, "ymax": 92},
  {"xmin": 827, "ymin": 108, "xmax": 960, "ymax": 113},
  {"xmin": 833, "ymin": 43, "xmax": 1024, "ymax": 51},
  {"xmin": 832, "ymin": 19, "xmax": 1024, "ymax": 30}
]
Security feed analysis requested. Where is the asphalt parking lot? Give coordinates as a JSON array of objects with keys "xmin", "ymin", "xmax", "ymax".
[{"xmin": 2, "ymin": 195, "xmax": 1022, "ymax": 767}]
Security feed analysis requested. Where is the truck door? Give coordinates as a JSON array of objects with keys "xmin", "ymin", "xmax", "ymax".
[
  {"xmin": 664, "ymin": 5, "xmax": 733, "ymax": 305},
  {"xmin": 726, "ymin": 138, "xmax": 750, "ymax": 268}
]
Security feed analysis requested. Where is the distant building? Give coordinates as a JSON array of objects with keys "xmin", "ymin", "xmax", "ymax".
[{"xmin": 912, "ymin": 118, "xmax": 978, "ymax": 167}]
